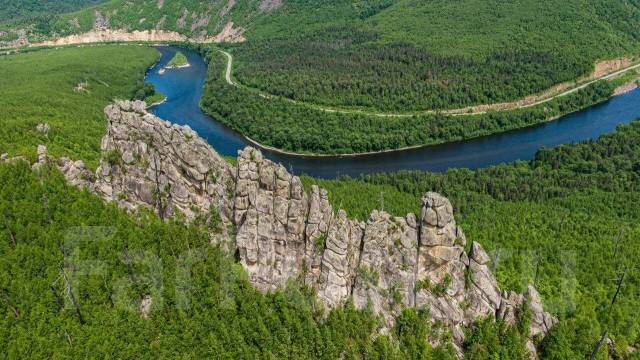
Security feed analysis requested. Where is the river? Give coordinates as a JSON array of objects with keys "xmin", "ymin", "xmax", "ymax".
[{"xmin": 146, "ymin": 46, "xmax": 640, "ymax": 179}]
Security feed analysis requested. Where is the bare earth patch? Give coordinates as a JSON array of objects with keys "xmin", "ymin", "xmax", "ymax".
[
  {"xmin": 34, "ymin": 25, "xmax": 246, "ymax": 48},
  {"xmin": 593, "ymin": 58, "xmax": 633, "ymax": 78},
  {"xmin": 444, "ymin": 57, "xmax": 637, "ymax": 115},
  {"xmin": 614, "ymin": 80, "xmax": 639, "ymax": 96}
]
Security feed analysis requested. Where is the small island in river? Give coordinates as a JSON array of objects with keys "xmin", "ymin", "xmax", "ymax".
[{"xmin": 159, "ymin": 51, "xmax": 190, "ymax": 74}]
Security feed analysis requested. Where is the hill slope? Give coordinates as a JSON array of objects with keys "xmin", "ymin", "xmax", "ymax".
[
  {"xmin": 9, "ymin": 0, "xmax": 640, "ymax": 111},
  {"xmin": 0, "ymin": 0, "xmax": 106, "ymax": 23}
]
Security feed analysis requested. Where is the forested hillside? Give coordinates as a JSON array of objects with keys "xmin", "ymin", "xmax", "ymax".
[
  {"xmin": 8, "ymin": 0, "xmax": 640, "ymax": 111},
  {"xmin": 1, "ymin": 43, "xmax": 639, "ymax": 358},
  {"xmin": 0, "ymin": 162, "xmax": 468, "ymax": 359},
  {"xmin": 303, "ymin": 120, "xmax": 640, "ymax": 358},
  {"xmin": 199, "ymin": 45, "xmax": 616, "ymax": 154},
  {"xmin": 228, "ymin": 0, "xmax": 640, "ymax": 111},
  {"xmin": 0, "ymin": 0, "xmax": 105, "ymax": 23},
  {"xmin": 43, "ymin": 0, "xmax": 270, "ymax": 38}
]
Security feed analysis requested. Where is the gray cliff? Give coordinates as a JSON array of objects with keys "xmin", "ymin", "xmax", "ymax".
[{"xmin": 8, "ymin": 101, "xmax": 556, "ymax": 357}]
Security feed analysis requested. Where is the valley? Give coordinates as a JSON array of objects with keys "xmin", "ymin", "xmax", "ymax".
[{"xmin": 1, "ymin": 1, "xmax": 640, "ymax": 359}]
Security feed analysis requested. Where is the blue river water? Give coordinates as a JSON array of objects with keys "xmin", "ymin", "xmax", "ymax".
[{"xmin": 146, "ymin": 46, "xmax": 640, "ymax": 179}]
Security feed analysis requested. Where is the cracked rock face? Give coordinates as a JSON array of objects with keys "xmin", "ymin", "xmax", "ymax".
[
  {"xmin": 95, "ymin": 101, "xmax": 235, "ymax": 221},
  {"xmin": 316, "ymin": 210, "xmax": 363, "ymax": 308},
  {"xmin": 234, "ymin": 147, "xmax": 309, "ymax": 290},
  {"xmin": 50, "ymin": 101, "xmax": 558, "ymax": 356},
  {"xmin": 352, "ymin": 211, "xmax": 417, "ymax": 326}
]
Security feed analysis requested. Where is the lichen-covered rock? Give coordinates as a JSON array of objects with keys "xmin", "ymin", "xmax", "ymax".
[
  {"xmin": 95, "ymin": 100, "xmax": 234, "ymax": 221},
  {"xmin": 416, "ymin": 193, "xmax": 467, "ymax": 326},
  {"xmin": 36, "ymin": 123, "xmax": 50, "ymax": 135},
  {"xmin": 464, "ymin": 241, "xmax": 503, "ymax": 324},
  {"xmin": 93, "ymin": 11, "xmax": 110, "ymax": 30},
  {"xmin": 526, "ymin": 285, "xmax": 557, "ymax": 337},
  {"xmin": 58, "ymin": 157, "xmax": 94, "ymax": 188},
  {"xmin": 316, "ymin": 210, "xmax": 363, "ymax": 307},
  {"xmin": 234, "ymin": 147, "xmax": 309, "ymax": 290},
  {"xmin": 31, "ymin": 145, "xmax": 49, "ymax": 171},
  {"xmin": 352, "ymin": 211, "xmax": 417, "ymax": 327},
  {"xmin": 304, "ymin": 185, "xmax": 333, "ymax": 285}
]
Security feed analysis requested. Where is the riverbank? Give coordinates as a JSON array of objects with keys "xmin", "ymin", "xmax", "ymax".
[
  {"xmin": 196, "ymin": 44, "xmax": 625, "ymax": 157},
  {"xmin": 220, "ymin": 49, "xmax": 640, "ymax": 117},
  {"xmin": 145, "ymin": 46, "xmax": 640, "ymax": 178},
  {"xmin": 614, "ymin": 80, "xmax": 639, "ymax": 96},
  {"xmin": 28, "ymin": 26, "xmax": 246, "ymax": 48}
]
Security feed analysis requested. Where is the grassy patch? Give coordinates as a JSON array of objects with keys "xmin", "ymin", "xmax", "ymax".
[
  {"xmin": 144, "ymin": 92, "xmax": 166, "ymax": 106},
  {"xmin": 0, "ymin": 45, "xmax": 159, "ymax": 169},
  {"xmin": 165, "ymin": 51, "xmax": 189, "ymax": 68}
]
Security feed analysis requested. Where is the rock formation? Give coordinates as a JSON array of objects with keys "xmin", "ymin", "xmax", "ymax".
[
  {"xmin": 4, "ymin": 101, "xmax": 556, "ymax": 357},
  {"xmin": 35, "ymin": 26, "xmax": 245, "ymax": 48},
  {"xmin": 94, "ymin": 101, "xmax": 235, "ymax": 221},
  {"xmin": 36, "ymin": 123, "xmax": 50, "ymax": 135},
  {"xmin": 93, "ymin": 11, "xmax": 110, "ymax": 31}
]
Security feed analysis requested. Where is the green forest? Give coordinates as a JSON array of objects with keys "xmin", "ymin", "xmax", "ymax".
[
  {"xmin": 226, "ymin": 0, "xmax": 640, "ymax": 111},
  {"xmin": 0, "ymin": 45, "xmax": 159, "ymax": 169},
  {"xmin": 6, "ymin": 0, "xmax": 640, "ymax": 111},
  {"xmin": 0, "ymin": 162, "xmax": 464, "ymax": 359},
  {"xmin": 198, "ymin": 45, "xmax": 615, "ymax": 155},
  {"xmin": 0, "ymin": 0, "xmax": 105, "ymax": 23},
  {"xmin": 303, "ymin": 120, "xmax": 640, "ymax": 358},
  {"xmin": 0, "ymin": 1, "xmax": 639, "ymax": 356}
]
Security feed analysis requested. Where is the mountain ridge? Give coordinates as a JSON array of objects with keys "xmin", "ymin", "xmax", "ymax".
[{"xmin": 3, "ymin": 100, "xmax": 557, "ymax": 357}]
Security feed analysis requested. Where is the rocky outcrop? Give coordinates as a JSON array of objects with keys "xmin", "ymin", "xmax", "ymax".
[
  {"xmin": 614, "ymin": 80, "xmax": 639, "ymax": 96},
  {"xmin": 0, "ymin": 29, "xmax": 29, "ymax": 48},
  {"xmin": 93, "ymin": 11, "xmax": 110, "ymax": 31},
  {"xmin": 35, "ymin": 26, "xmax": 245, "ymax": 48},
  {"xmin": 2, "ymin": 144, "xmax": 93, "ymax": 188},
  {"xmin": 352, "ymin": 211, "xmax": 417, "ymax": 327},
  {"xmin": 234, "ymin": 147, "xmax": 309, "ymax": 290},
  {"xmin": 36, "ymin": 123, "xmax": 50, "ymax": 135},
  {"xmin": 94, "ymin": 101, "xmax": 235, "ymax": 221},
  {"xmin": 17, "ymin": 100, "xmax": 554, "ymax": 357}
]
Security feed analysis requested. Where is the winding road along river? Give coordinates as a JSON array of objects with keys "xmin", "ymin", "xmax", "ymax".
[{"xmin": 147, "ymin": 46, "xmax": 640, "ymax": 179}]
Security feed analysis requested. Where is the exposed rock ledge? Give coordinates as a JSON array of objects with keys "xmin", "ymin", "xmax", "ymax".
[
  {"xmin": 34, "ymin": 24, "xmax": 245, "ymax": 48},
  {"xmin": 3, "ymin": 101, "xmax": 556, "ymax": 357},
  {"xmin": 614, "ymin": 80, "xmax": 639, "ymax": 96}
]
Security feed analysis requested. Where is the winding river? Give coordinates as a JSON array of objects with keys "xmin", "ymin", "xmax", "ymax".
[{"xmin": 146, "ymin": 46, "xmax": 640, "ymax": 179}]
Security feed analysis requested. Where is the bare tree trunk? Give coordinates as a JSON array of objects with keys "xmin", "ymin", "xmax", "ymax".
[
  {"xmin": 50, "ymin": 285, "xmax": 64, "ymax": 309},
  {"xmin": 609, "ymin": 269, "xmax": 626, "ymax": 314},
  {"xmin": 6, "ymin": 227, "xmax": 16, "ymax": 248},
  {"xmin": 592, "ymin": 268, "xmax": 626, "ymax": 359},
  {"xmin": 1, "ymin": 288, "xmax": 20, "ymax": 318},
  {"xmin": 60, "ymin": 265, "xmax": 85, "ymax": 324},
  {"xmin": 3, "ymin": 216, "xmax": 16, "ymax": 248},
  {"xmin": 590, "ymin": 330, "xmax": 608, "ymax": 360}
]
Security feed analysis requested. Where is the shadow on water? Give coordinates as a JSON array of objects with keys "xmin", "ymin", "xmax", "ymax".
[{"xmin": 146, "ymin": 46, "xmax": 640, "ymax": 179}]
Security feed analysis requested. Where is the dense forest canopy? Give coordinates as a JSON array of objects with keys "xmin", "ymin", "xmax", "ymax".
[
  {"xmin": 198, "ymin": 45, "xmax": 617, "ymax": 155},
  {"xmin": 0, "ymin": 0, "xmax": 105, "ymax": 23},
  {"xmin": 5, "ymin": 0, "xmax": 640, "ymax": 110},
  {"xmin": 0, "ymin": 162, "xmax": 458, "ymax": 359},
  {"xmin": 0, "ymin": 42, "xmax": 639, "ymax": 358}
]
